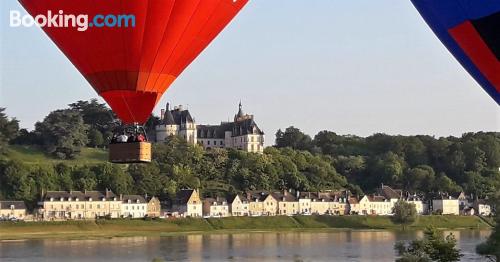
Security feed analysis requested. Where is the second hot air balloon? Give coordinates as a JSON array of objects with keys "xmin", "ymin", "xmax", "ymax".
[{"xmin": 411, "ymin": 0, "xmax": 500, "ymax": 104}]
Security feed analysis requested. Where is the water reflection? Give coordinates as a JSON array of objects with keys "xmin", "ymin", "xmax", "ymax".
[{"xmin": 0, "ymin": 230, "xmax": 491, "ymax": 262}]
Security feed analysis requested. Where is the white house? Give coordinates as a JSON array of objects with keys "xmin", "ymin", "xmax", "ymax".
[
  {"xmin": 432, "ymin": 196, "xmax": 459, "ymax": 215},
  {"xmin": 121, "ymin": 195, "xmax": 147, "ymax": 218},
  {"xmin": 172, "ymin": 189, "xmax": 203, "ymax": 218},
  {"xmin": 202, "ymin": 197, "xmax": 229, "ymax": 217},
  {"xmin": 230, "ymin": 194, "xmax": 249, "ymax": 216}
]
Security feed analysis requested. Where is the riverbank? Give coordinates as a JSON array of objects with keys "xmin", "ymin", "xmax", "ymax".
[{"xmin": 0, "ymin": 215, "xmax": 491, "ymax": 240}]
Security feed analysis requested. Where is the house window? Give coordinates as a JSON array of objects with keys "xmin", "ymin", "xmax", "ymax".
[{"xmin": 208, "ymin": 140, "xmax": 210, "ymax": 145}]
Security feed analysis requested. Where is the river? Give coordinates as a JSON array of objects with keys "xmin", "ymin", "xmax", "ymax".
[{"xmin": 0, "ymin": 229, "xmax": 491, "ymax": 261}]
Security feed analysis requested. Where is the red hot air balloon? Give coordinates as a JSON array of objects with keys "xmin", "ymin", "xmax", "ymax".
[{"xmin": 19, "ymin": 0, "xmax": 249, "ymax": 124}]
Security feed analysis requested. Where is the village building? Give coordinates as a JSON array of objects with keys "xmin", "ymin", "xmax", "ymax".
[
  {"xmin": 155, "ymin": 102, "xmax": 265, "ymax": 153},
  {"xmin": 147, "ymin": 196, "xmax": 161, "ymax": 218},
  {"xmin": 121, "ymin": 195, "xmax": 147, "ymax": 218},
  {"xmin": 377, "ymin": 185, "xmax": 427, "ymax": 215},
  {"xmin": 299, "ymin": 192, "xmax": 347, "ymax": 215},
  {"xmin": 0, "ymin": 201, "xmax": 27, "ymax": 219},
  {"xmin": 328, "ymin": 195, "xmax": 348, "ymax": 215},
  {"xmin": 39, "ymin": 190, "xmax": 122, "ymax": 220},
  {"xmin": 274, "ymin": 191, "xmax": 299, "ymax": 216},
  {"xmin": 172, "ymin": 189, "xmax": 203, "ymax": 218},
  {"xmin": 246, "ymin": 191, "xmax": 278, "ymax": 216},
  {"xmin": 405, "ymin": 195, "xmax": 427, "ymax": 215},
  {"xmin": 347, "ymin": 196, "xmax": 360, "ymax": 215},
  {"xmin": 297, "ymin": 193, "xmax": 312, "ymax": 215},
  {"xmin": 202, "ymin": 197, "xmax": 229, "ymax": 217},
  {"xmin": 229, "ymin": 194, "xmax": 249, "ymax": 216},
  {"xmin": 432, "ymin": 196, "xmax": 459, "ymax": 215},
  {"xmin": 366, "ymin": 195, "xmax": 394, "ymax": 215},
  {"xmin": 474, "ymin": 199, "xmax": 491, "ymax": 216}
]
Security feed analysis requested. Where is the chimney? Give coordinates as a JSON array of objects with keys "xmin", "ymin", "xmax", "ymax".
[
  {"xmin": 120, "ymin": 194, "xmax": 123, "ymax": 201},
  {"xmin": 160, "ymin": 109, "xmax": 165, "ymax": 120},
  {"xmin": 166, "ymin": 103, "xmax": 170, "ymax": 111}
]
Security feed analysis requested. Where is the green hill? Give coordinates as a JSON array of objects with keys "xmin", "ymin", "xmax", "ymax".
[{"xmin": 5, "ymin": 145, "xmax": 107, "ymax": 165}]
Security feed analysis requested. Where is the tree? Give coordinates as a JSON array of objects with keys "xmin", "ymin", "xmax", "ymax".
[
  {"xmin": 69, "ymin": 99, "xmax": 117, "ymax": 134},
  {"xmin": 392, "ymin": 200, "xmax": 417, "ymax": 229},
  {"xmin": 0, "ymin": 108, "xmax": 19, "ymax": 153},
  {"xmin": 88, "ymin": 129, "xmax": 104, "ymax": 148},
  {"xmin": 275, "ymin": 126, "xmax": 312, "ymax": 151},
  {"xmin": 35, "ymin": 109, "xmax": 89, "ymax": 159},
  {"xmin": 395, "ymin": 226, "xmax": 462, "ymax": 262},
  {"xmin": 403, "ymin": 165, "xmax": 435, "ymax": 192}
]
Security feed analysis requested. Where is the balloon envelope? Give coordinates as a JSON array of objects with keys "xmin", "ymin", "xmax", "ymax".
[
  {"xmin": 411, "ymin": 0, "xmax": 500, "ymax": 104},
  {"xmin": 19, "ymin": 0, "xmax": 248, "ymax": 123}
]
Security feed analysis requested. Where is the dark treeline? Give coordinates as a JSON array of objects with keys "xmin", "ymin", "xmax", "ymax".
[
  {"xmin": 0, "ymin": 102, "xmax": 499, "ymax": 210},
  {"xmin": 276, "ymin": 127, "xmax": 500, "ymax": 198}
]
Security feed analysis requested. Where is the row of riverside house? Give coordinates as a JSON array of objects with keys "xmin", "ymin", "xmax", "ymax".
[
  {"xmin": 0, "ymin": 185, "xmax": 492, "ymax": 221},
  {"xmin": 35, "ymin": 189, "xmax": 161, "ymax": 220},
  {"xmin": 170, "ymin": 185, "xmax": 492, "ymax": 218}
]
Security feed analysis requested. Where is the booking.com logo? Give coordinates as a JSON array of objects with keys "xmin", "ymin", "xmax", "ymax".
[{"xmin": 10, "ymin": 10, "xmax": 136, "ymax": 32}]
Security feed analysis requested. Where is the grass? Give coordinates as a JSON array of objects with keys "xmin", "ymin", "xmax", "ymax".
[
  {"xmin": 0, "ymin": 215, "xmax": 491, "ymax": 240},
  {"xmin": 5, "ymin": 145, "xmax": 107, "ymax": 165}
]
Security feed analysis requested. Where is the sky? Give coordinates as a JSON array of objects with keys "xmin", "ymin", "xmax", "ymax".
[{"xmin": 1, "ymin": 0, "xmax": 498, "ymax": 146}]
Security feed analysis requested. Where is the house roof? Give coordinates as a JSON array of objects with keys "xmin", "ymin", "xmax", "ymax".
[
  {"xmin": 0, "ymin": 201, "xmax": 26, "ymax": 210},
  {"xmin": 203, "ymin": 197, "xmax": 228, "ymax": 206},
  {"xmin": 378, "ymin": 185, "xmax": 401, "ymax": 199},
  {"xmin": 367, "ymin": 195, "xmax": 387, "ymax": 202},
  {"xmin": 348, "ymin": 197, "xmax": 359, "ymax": 204},
  {"xmin": 245, "ymin": 191, "xmax": 275, "ymax": 202},
  {"xmin": 229, "ymin": 194, "xmax": 248, "ymax": 204},
  {"xmin": 271, "ymin": 192, "xmax": 297, "ymax": 202},
  {"xmin": 299, "ymin": 191, "xmax": 347, "ymax": 202},
  {"xmin": 43, "ymin": 190, "xmax": 117, "ymax": 201},
  {"xmin": 122, "ymin": 195, "xmax": 146, "ymax": 204}
]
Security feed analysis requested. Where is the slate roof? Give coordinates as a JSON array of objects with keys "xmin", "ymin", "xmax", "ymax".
[
  {"xmin": 43, "ymin": 191, "xmax": 118, "ymax": 201},
  {"xmin": 122, "ymin": 195, "xmax": 147, "ymax": 204},
  {"xmin": 0, "ymin": 201, "xmax": 26, "ymax": 210},
  {"xmin": 367, "ymin": 195, "xmax": 388, "ymax": 202},
  {"xmin": 348, "ymin": 197, "xmax": 359, "ymax": 204},
  {"xmin": 198, "ymin": 119, "xmax": 264, "ymax": 138},
  {"xmin": 378, "ymin": 185, "xmax": 402, "ymax": 199},
  {"xmin": 271, "ymin": 192, "xmax": 297, "ymax": 202},
  {"xmin": 160, "ymin": 107, "xmax": 194, "ymax": 125},
  {"xmin": 245, "ymin": 191, "xmax": 275, "ymax": 202},
  {"xmin": 299, "ymin": 191, "xmax": 348, "ymax": 202},
  {"xmin": 203, "ymin": 197, "xmax": 228, "ymax": 205}
]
